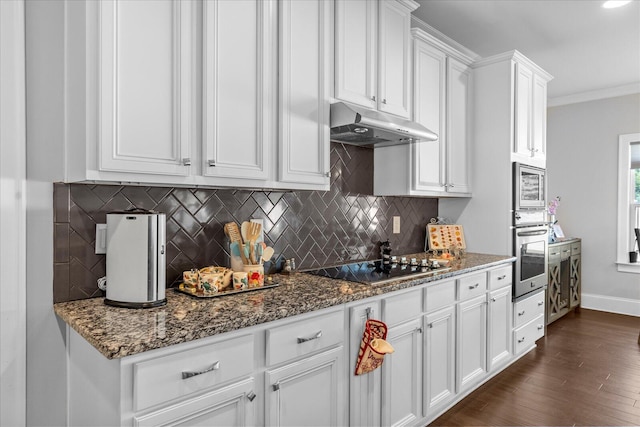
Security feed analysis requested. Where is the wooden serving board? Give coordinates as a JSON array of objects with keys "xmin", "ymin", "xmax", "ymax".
[{"xmin": 426, "ymin": 224, "xmax": 466, "ymax": 250}]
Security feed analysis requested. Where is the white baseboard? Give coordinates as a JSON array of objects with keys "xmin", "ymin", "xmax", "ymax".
[{"xmin": 581, "ymin": 293, "xmax": 640, "ymax": 317}]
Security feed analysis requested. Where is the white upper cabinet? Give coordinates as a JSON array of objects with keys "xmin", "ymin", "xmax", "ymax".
[
  {"xmin": 278, "ymin": 0, "xmax": 331, "ymax": 188},
  {"xmin": 373, "ymin": 29, "xmax": 473, "ymax": 197},
  {"xmin": 335, "ymin": 0, "xmax": 417, "ymax": 119},
  {"xmin": 445, "ymin": 57, "xmax": 472, "ymax": 194},
  {"xmin": 334, "ymin": 0, "xmax": 378, "ymax": 110},
  {"xmin": 202, "ymin": 0, "xmax": 274, "ymax": 181},
  {"xmin": 28, "ymin": 0, "xmax": 330, "ymax": 191},
  {"xmin": 97, "ymin": 0, "xmax": 194, "ymax": 177},
  {"xmin": 514, "ymin": 60, "xmax": 549, "ymax": 166}
]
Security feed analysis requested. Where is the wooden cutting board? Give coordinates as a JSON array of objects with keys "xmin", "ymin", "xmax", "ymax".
[{"xmin": 426, "ymin": 224, "xmax": 466, "ymax": 250}]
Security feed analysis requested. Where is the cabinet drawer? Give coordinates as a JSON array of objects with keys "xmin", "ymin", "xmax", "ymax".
[
  {"xmin": 384, "ymin": 288, "xmax": 423, "ymax": 326},
  {"xmin": 424, "ymin": 279, "xmax": 456, "ymax": 313},
  {"xmin": 134, "ymin": 334, "xmax": 254, "ymax": 411},
  {"xmin": 266, "ymin": 309, "xmax": 344, "ymax": 366},
  {"xmin": 513, "ymin": 314, "xmax": 545, "ymax": 354},
  {"xmin": 548, "ymin": 245, "xmax": 563, "ymax": 262},
  {"xmin": 457, "ymin": 272, "xmax": 487, "ymax": 301},
  {"xmin": 488, "ymin": 265, "xmax": 512, "ymax": 290},
  {"xmin": 513, "ymin": 290, "xmax": 545, "ymax": 329},
  {"xmin": 571, "ymin": 241, "xmax": 581, "ymax": 255}
]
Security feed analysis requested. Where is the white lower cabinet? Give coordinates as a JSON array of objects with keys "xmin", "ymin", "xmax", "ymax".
[
  {"xmin": 488, "ymin": 285, "xmax": 513, "ymax": 371},
  {"xmin": 134, "ymin": 378, "xmax": 256, "ymax": 427},
  {"xmin": 381, "ymin": 318, "xmax": 423, "ymax": 427},
  {"xmin": 66, "ymin": 261, "xmax": 545, "ymax": 427},
  {"xmin": 513, "ymin": 289, "xmax": 546, "ymax": 355},
  {"xmin": 265, "ymin": 346, "xmax": 345, "ymax": 426},
  {"xmin": 348, "ymin": 302, "xmax": 382, "ymax": 427},
  {"xmin": 456, "ymin": 294, "xmax": 488, "ymax": 392},
  {"xmin": 423, "ymin": 305, "xmax": 456, "ymax": 417}
]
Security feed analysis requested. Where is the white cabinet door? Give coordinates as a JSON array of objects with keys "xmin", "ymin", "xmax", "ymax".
[
  {"xmin": 531, "ymin": 73, "xmax": 547, "ymax": 163},
  {"xmin": 134, "ymin": 378, "xmax": 256, "ymax": 427},
  {"xmin": 278, "ymin": 0, "xmax": 330, "ymax": 188},
  {"xmin": 98, "ymin": 0, "xmax": 193, "ymax": 176},
  {"xmin": 514, "ymin": 62, "xmax": 533, "ymax": 158},
  {"xmin": 377, "ymin": 0, "xmax": 412, "ymax": 118},
  {"xmin": 446, "ymin": 57, "xmax": 472, "ymax": 194},
  {"xmin": 202, "ymin": 0, "xmax": 274, "ymax": 180},
  {"xmin": 348, "ymin": 302, "xmax": 382, "ymax": 427},
  {"xmin": 334, "ymin": 0, "xmax": 377, "ymax": 110},
  {"xmin": 381, "ymin": 318, "xmax": 423, "ymax": 427},
  {"xmin": 265, "ymin": 346, "xmax": 345, "ymax": 427},
  {"xmin": 423, "ymin": 305, "xmax": 455, "ymax": 418},
  {"xmin": 487, "ymin": 286, "xmax": 512, "ymax": 372},
  {"xmin": 456, "ymin": 294, "xmax": 488, "ymax": 392},
  {"xmin": 412, "ymin": 39, "xmax": 446, "ymax": 192}
]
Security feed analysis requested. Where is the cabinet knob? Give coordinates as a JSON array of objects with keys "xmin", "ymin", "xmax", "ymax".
[
  {"xmin": 325, "ymin": 171, "xmax": 331, "ymax": 178},
  {"xmin": 371, "ymin": 95, "xmax": 376, "ymax": 102},
  {"xmin": 273, "ymin": 382, "xmax": 280, "ymax": 391},
  {"xmin": 491, "ymin": 297, "xmax": 497, "ymax": 302},
  {"xmin": 208, "ymin": 160, "xmax": 216, "ymax": 167},
  {"xmin": 247, "ymin": 391, "xmax": 256, "ymax": 402},
  {"xmin": 416, "ymin": 326, "xmax": 423, "ymax": 334},
  {"xmin": 382, "ymin": 98, "xmax": 387, "ymax": 104},
  {"xmin": 182, "ymin": 158, "xmax": 192, "ymax": 166}
]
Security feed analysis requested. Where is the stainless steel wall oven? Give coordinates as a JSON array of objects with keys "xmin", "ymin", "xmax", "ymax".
[{"xmin": 513, "ymin": 162, "xmax": 548, "ymax": 301}]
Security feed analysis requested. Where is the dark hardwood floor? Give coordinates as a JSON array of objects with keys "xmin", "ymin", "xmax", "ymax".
[{"xmin": 430, "ymin": 309, "xmax": 640, "ymax": 426}]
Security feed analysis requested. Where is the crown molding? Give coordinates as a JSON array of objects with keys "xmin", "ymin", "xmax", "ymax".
[
  {"xmin": 410, "ymin": 15, "xmax": 480, "ymax": 62},
  {"xmin": 548, "ymin": 82, "xmax": 640, "ymax": 107}
]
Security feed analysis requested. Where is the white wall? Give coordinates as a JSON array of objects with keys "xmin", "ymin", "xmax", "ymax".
[
  {"xmin": 0, "ymin": 1, "xmax": 27, "ymax": 425},
  {"xmin": 547, "ymin": 93, "xmax": 640, "ymax": 316},
  {"xmin": 25, "ymin": 0, "xmax": 68, "ymax": 424}
]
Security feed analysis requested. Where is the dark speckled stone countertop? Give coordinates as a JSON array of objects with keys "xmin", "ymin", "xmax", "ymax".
[{"xmin": 54, "ymin": 252, "xmax": 515, "ymax": 359}]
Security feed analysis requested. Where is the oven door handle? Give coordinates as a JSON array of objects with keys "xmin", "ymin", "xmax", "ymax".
[{"xmin": 517, "ymin": 229, "xmax": 548, "ymax": 237}]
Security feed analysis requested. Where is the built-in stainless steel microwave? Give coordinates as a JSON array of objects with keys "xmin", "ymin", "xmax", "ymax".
[{"xmin": 513, "ymin": 162, "xmax": 546, "ymax": 210}]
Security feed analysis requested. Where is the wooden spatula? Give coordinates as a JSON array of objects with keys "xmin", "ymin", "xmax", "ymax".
[
  {"xmin": 246, "ymin": 222, "xmax": 262, "ymax": 264},
  {"xmin": 225, "ymin": 222, "xmax": 248, "ymax": 265}
]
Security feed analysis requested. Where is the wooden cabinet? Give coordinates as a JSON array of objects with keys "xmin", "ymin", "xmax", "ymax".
[
  {"xmin": 373, "ymin": 29, "xmax": 473, "ymax": 197},
  {"xmin": 27, "ymin": 0, "xmax": 330, "ymax": 191},
  {"xmin": 547, "ymin": 239, "xmax": 581, "ymax": 324},
  {"xmin": 334, "ymin": 0, "xmax": 418, "ymax": 119}
]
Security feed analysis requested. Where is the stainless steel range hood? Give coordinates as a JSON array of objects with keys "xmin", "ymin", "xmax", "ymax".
[{"xmin": 330, "ymin": 101, "xmax": 438, "ymax": 147}]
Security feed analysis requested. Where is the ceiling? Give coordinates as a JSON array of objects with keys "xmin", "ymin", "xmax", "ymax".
[{"xmin": 412, "ymin": 0, "xmax": 640, "ymax": 102}]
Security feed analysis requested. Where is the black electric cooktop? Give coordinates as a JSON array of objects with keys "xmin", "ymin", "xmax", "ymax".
[{"xmin": 303, "ymin": 260, "xmax": 450, "ymax": 285}]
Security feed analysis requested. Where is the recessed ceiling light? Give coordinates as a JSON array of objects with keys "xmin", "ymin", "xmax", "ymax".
[{"xmin": 603, "ymin": 0, "xmax": 632, "ymax": 8}]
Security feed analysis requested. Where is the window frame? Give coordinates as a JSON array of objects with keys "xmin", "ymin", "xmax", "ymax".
[{"xmin": 616, "ymin": 133, "xmax": 640, "ymax": 273}]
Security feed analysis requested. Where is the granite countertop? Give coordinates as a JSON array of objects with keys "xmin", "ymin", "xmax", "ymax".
[{"xmin": 54, "ymin": 252, "xmax": 515, "ymax": 360}]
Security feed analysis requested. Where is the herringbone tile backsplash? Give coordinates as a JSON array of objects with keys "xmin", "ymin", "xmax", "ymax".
[{"xmin": 53, "ymin": 143, "xmax": 438, "ymax": 302}]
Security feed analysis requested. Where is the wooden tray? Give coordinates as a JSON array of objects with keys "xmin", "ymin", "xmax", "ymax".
[
  {"xmin": 426, "ymin": 224, "xmax": 466, "ymax": 250},
  {"xmin": 174, "ymin": 282, "xmax": 279, "ymax": 299}
]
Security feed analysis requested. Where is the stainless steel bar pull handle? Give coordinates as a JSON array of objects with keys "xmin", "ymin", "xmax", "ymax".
[
  {"xmin": 538, "ymin": 301, "xmax": 544, "ymax": 306},
  {"xmin": 498, "ymin": 275, "xmax": 507, "ymax": 280},
  {"xmin": 182, "ymin": 158, "xmax": 192, "ymax": 166},
  {"xmin": 182, "ymin": 361, "xmax": 220, "ymax": 379},
  {"xmin": 537, "ymin": 325, "xmax": 544, "ymax": 330},
  {"xmin": 208, "ymin": 160, "xmax": 216, "ymax": 167},
  {"xmin": 518, "ymin": 337, "xmax": 526, "ymax": 343},
  {"xmin": 518, "ymin": 310, "xmax": 525, "ymax": 316},
  {"xmin": 297, "ymin": 330, "xmax": 322, "ymax": 344},
  {"xmin": 469, "ymin": 283, "xmax": 479, "ymax": 289}
]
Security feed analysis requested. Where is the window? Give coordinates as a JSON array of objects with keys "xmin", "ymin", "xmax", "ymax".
[{"xmin": 617, "ymin": 133, "xmax": 640, "ymax": 273}]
